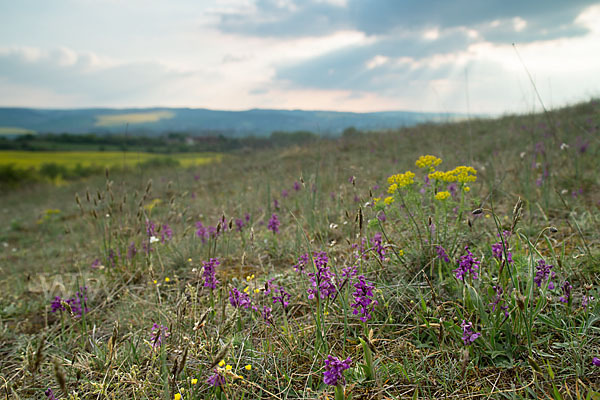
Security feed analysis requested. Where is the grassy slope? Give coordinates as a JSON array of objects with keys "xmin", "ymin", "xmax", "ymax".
[{"xmin": 0, "ymin": 100, "xmax": 599, "ymax": 399}]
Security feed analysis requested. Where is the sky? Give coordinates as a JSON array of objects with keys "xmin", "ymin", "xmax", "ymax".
[{"xmin": 1, "ymin": 0, "xmax": 600, "ymax": 114}]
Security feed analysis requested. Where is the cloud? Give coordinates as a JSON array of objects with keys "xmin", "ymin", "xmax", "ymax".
[
  {"xmin": 217, "ymin": 0, "xmax": 351, "ymax": 37},
  {"xmin": 274, "ymin": 27, "xmax": 476, "ymax": 92},
  {"xmin": 216, "ymin": 1, "xmax": 599, "ymax": 113},
  {"xmin": 217, "ymin": 0, "xmax": 599, "ymax": 43},
  {"xmin": 0, "ymin": 46, "xmax": 189, "ymax": 105},
  {"xmin": 222, "ymin": 53, "xmax": 252, "ymax": 63},
  {"xmin": 216, "ymin": 1, "xmax": 600, "ymax": 109}
]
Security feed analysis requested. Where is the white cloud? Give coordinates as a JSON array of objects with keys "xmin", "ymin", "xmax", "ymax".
[
  {"xmin": 0, "ymin": 46, "xmax": 189, "ymax": 106},
  {"xmin": 366, "ymin": 55, "xmax": 389, "ymax": 69},
  {"xmin": 512, "ymin": 17, "xmax": 527, "ymax": 32},
  {"xmin": 423, "ymin": 28, "xmax": 440, "ymax": 40},
  {"xmin": 575, "ymin": 3, "xmax": 600, "ymax": 32},
  {"xmin": 314, "ymin": 0, "xmax": 348, "ymax": 7},
  {"xmin": 48, "ymin": 47, "xmax": 78, "ymax": 66}
]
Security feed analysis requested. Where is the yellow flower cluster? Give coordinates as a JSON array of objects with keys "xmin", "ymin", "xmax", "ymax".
[
  {"xmin": 435, "ymin": 191, "xmax": 451, "ymax": 201},
  {"xmin": 384, "ymin": 196, "xmax": 395, "ymax": 205},
  {"xmin": 428, "ymin": 170, "xmax": 448, "ymax": 181},
  {"xmin": 429, "ymin": 166, "xmax": 477, "ymax": 183},
  {"xmin": 415, "ymin": 155, "xmax": 442, "ymax": 170},
  {"xmin": 453, "ymin": 166, "xmax": 477, "ymax": 183},
  {"xmin": 387, "ymin": 171, "xmax": 415, "ymax": 193}
]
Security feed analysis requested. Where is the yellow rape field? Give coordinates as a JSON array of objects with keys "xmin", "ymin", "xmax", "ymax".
[
  {"xmin": 94, "ymin": 111, "xmax": 175, "ymax": 127},
  {"xmin": 0, "ymin": 150, "xmax": 222, "ymax": 170}
]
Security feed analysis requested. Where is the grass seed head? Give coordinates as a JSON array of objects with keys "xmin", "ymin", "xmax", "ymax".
[
  {"xmin": 358, "ymin": 207, "xmax": 363, "ymax": 232},
  {"xmin": 460, "ymin": 347, "xmax": 470, "ymax": 379},
  {"xmin": 209, "ymin": 341, "xmax": 232, "ymax": 370},
  {"xmin": 31, "ymin": 335, "xmax": 45, "ymax": 374},
  {"xmin": 108, "ymin": 322, "xmax": 119, "ymax": 363},
  {"xmin": 53, "ymin": 357, "xmax": 67, "ymax": 394},
  {"xmin": 510, "ymin": 197, "xmax": 524, "ymax": 232}
]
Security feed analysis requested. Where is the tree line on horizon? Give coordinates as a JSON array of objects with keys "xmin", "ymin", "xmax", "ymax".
[{"xmin": 0, "ymin": 128, "xmax": 366, "ymax": 153}]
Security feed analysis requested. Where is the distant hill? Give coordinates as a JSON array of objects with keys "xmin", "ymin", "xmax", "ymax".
[{"xmin": 0, "ymin": 107, "xmax": 463, "ymax": 137}]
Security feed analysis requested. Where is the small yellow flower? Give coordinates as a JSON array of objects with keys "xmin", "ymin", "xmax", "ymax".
[
  {"xmin": 387, "ymin": 171, "xmax": 415, "ymax": 188},
  {"xmin": 188, "ymin": 258, "xmax": 192, "ymax": 262},
  {"xmin": 428, "ymin": 170, "xmax": 445, "ymax": 181},
  {"xmin": 384, "ymin": 196, "xmax": 395, "ymax": 205},
  {"xmin": 245, "ymin": 365, "xmax": 252, "ymax": 371},
  {"xmin": 415, "ymin": 155, "xmax": 442, "ymax": 170},
  {"xmin": 243, "ymin": 286, "xmax": 250, "ymax": 294},
  {"xmin": 398, "ymin": 249, "xmax": 404, "ymax": 256},
  {"xmin": 373, "ymin": 197, "xmax": 381, "ymax": 205},
  {"xmin": 225, "ymin": 364, "xmax": 232, "ymax": 371},
  {"xmin": 218, "ymin": 360, "xmax": 225, "ymax": 367},
  {"xmin": 144, "ymin": 198, "xmax": 162, "ymax": 211},
  {"xmin": 451, "ymin": 166, "xmax": 477, "ymax": 183},
  {"xmin": 246, "ymin": 274, "xmax": 255, "ymax": 281},
  {"xmin": 165, "ymin": 277, "xmax": 170, "ymax": 283},
  {"xmin": 174, "ymin": 394, "xmax": 181, "ymax": 400},
  {"xmin": 191, "ymin": 378, "xmax": 198, "ymax": 385},
  {"xmin": 463, "ymin": 186, "xmax": 471, "ymax": 192},
  {"xmin": 435, "ymin": 191, "xmax": 451, "ymax": 201},
  {"xmin": 442, "ymin": 171, "xmax": 458, "ymax": 182},
  {"xmin": 254, "ymin": 288, "xmax": 260, "ymax": 294},
  {"xmin": 153, "ymin": 279, "xmax": 158, "ymax": 285}
]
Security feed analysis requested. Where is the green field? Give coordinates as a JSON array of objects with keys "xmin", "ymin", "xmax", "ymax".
[
  {"xmin": 0, "ymin": 101, "xmax": 599, "ymax": 399},
  {"xmin": 0, "ymin": 127, "xmax": 36, "ymax": 135},
  {"xmin": 0, "ymin": 150, "xmax": 222, "ymax": 169}
]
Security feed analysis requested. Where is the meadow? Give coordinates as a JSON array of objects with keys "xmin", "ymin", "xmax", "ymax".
[{"xmin": 0, "ymin": 100, "xmax": 599, "ymax": 399}]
